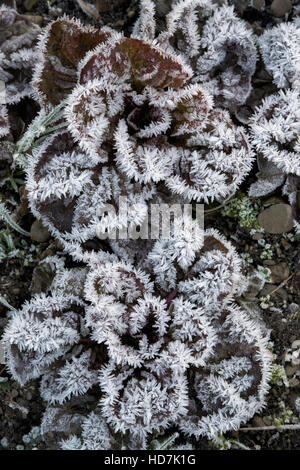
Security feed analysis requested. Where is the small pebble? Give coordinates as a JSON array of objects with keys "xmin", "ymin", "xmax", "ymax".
[
  {"xmin": 11, "ymin": 389, "xmax": 18, "ymax": 399},
  {"xmin": 263, "ymin": 416, "xmax": 272, "ymax": 426},
  {"xmin": 252, "ymin": 416, "xmax": 265, "ymax": 427},
  {"xmin": 252, "ymin": 0, "xmax": 265, "ymax": 9},
  {"xmin": 285, "ymin": 365, "xmax": 298, "ymax": 376},
  {"xmin": 271, "ymin": 0, "xmax": 292, "ymax": 17},
  {"xmin": 269, "ymin": 262, "xmax": 290, "ymax": 284},
  {"xmin": 258, "ymin": 204, "xmax": 294, "ymax": 234},
  {"xmin": 24, "ymin": 0, "xmax": 37, "ymax": 11},
  {"xmin": 253, "ymin": 232, "xmax": 264, "ymax": 241},
  {"xmin": 289, "ymin": 378, "xmax": 300, "ymax": 387},
  {"xmin": 30, "ymin": 220, "xmax": 51, "ymax": 243}
]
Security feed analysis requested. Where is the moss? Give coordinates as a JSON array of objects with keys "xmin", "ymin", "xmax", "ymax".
[{"xmin": 221, "ymin": 191, "xmax": 262, "ymax": 230}]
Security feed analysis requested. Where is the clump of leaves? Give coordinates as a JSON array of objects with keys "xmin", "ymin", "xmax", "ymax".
[
  {"xmin": 249, "ymin": 89, "xmax": 300, "ymax": 232},
  {"xmin": 3, "ymin": 228, "xmax": 271, "ymax": 448},
  {"xmin": 22, "ymin": 12, "xmax": 254, "ymax": 260}
]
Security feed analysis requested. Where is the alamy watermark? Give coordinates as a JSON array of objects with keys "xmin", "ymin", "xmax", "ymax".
[
  {"xmin": 0, "ymin": 341, "xmax": 5, "ymax": 365},
  {"xmin": 96, "ymin": 197, "xmax": 204, "ymax": 241},
  {"xmin": 0, "ymin": 80, "xmax": 6, "ymax": 105}
]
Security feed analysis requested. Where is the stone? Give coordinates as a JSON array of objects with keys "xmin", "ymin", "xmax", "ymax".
[
  {"xmin": 263, "ymin": 260, "xmax": 276, "ymax": 266},
  {"xmin": 285, "ymin": 365, "xmax": 298, "ymax": 377},
  {"xmin": 269, "ymin": 262, "xmax": 290, "ymax": 284},
  {"xmin": 252, "ymin": 0, "xmax": 265, "ymax": 9},
  {"xmin": 258, "ymin": 204, "xmax": 294, "ymax": 234},
  {"xmin": 24, "ymin": 0, "xmax": 38, "ymax": 11},
  {"xmin": 260, "ymin": 284, "xmax": 288, "ymax": 301},
  {"xmin": 17, "ymin": 187, "xmax": 29, "ymax": 218},
  {"xmin": 271, "ymin": 0, "xmax": 292, "ymax": 17},
  {"xmin": 289, "ymin": 378, "xmax": 300, "ymax": 387},
  {"xmin": 252, "ymin": 232, "xmax": 264, "ymax": 241},
  {"xmin": 252, "ymin": 416, "xmax": 265, "ymax": 427},
  {"xmin": 263, "ymin": 416, "xmax": 272, "ymax": 426},
  {"xmin": 30, "ymin": 220, "xmax": 51, "ymax": 243}
]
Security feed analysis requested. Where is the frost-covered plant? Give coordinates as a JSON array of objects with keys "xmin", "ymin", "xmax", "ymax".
[
  {"xmin": 0, "ymin": 103, "xmax": 9, "ymax": 139},
  {"xmin": 192, "ymin": 4, "xmax": 257, "ymax": 110},
  {"xmin": 0, "ymin": 5, "xmax": 41, "ymax": 105},
  {"xmin": 258, "ymin": 19, "xmax": 300, "ymax": 89},
  {"xmin": 0, "ymin": 5, "xmax": 41, "ymax": 183},
  {"xmin": 59, "ymin": 411, "xmax": 118, "ymax": 450},
  {"xmin": 24, "ymin": 12, "xmax": 253, "ymax": 258},
  {"xmin": 250, "ymin": 89, "xmax": 300, "ymax": 178},
  {"xmin": 3, "ymin": 229, "xmax": 271, "ymax": 448},
  {"xmin": 246, "ymin": 16, "xmax": 300, "ymax": 233},
  {"xmin": 135, "ymin": 1, "xmax": 257, "ymax": 111},
  {"xmin": 26, "ymin": 129, "xmax": 157, "ymax": 255},
  {"xmin": 249, "ymin": 89, "xmax": 300, "ymax": 232}
]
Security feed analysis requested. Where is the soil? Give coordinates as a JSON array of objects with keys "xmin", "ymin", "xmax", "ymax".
[{"xmin": 0, "ymin": 0, "xmax": 299, "ymax": 451}]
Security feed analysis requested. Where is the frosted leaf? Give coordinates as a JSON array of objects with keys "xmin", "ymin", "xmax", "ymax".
[
  {"xmin": 142, "ymin": 2, "xmax": 256, "ymax": 111},
  {"xmin": 26, "ymin": 129, "xmax": 158, "ymax": 257},
  {"xmin": 99, "ymin": 362, "xmax": 188, "ymax": 445},
  {"xmin": 145, "ymin": 228, "xmax": 246, "ymax": 304},
  {"xmin": 155, "ymin": 0, "xmax": 214, "ymax": 57},
  {"xmin": 32, "ymin": 255, "xmax": 88, "ymax": 298},
  {"xmin": 248, "ymin": 174, "xmax": 286, "ymax": 198},
  {"xmin": 40, "ymin": 350, "xmax": 99, "ymax": 404},
  {"xmin": 79, "ymin": 35, "xmax": 192, "ymax": 90},
  {"xmin": 0, "ymin": 5, "xmax": 41, "ymax": 105},
  {"xmin": 41, "ymin": 404, "xmax": 85, "ymax": 437},
  {"xmin": 166, "ymin": 109, "xmax": 254, "ymax": 203},
  {"xmin": 3, "ymin": 227, "xmax": 271, "ymax": 445},
  {"xmin": 179, "ymin": 304, "xmax": 271, "ymax": 437},
  {"xmin": 195, "ymin": 6, "xmax": 257, "ymax": 110},
  {"xmin": 32, "ymin": 17, "xmax": 112, "ymax": 107},
  {"xmin": 2, "ymin": 293, "xmax": 82, "ymax": 385},
  {"xmin": 131, "ymin": 0, "xmax": 156, "ymax": 42},
  {"xmin": 259, "ymin": 20, "xmax": 300, "ymax": 89},
  {"xmin": 250, "ymin": 89, "xmax": 300, "ymax": 177},
  {"xmin": 73, "ymin": 411, "xmax": 117, "ymax": 450},
  {"xmin": 0, "ymin": 104, "xmax": 9, "ymax": 138},
  {"xmin": 248, "ymin": 156, "xmax": 286, "ymax": 198},
  {"xmin": 84, "ymin": 259, "xmax": 167, "ymax": 367}
]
